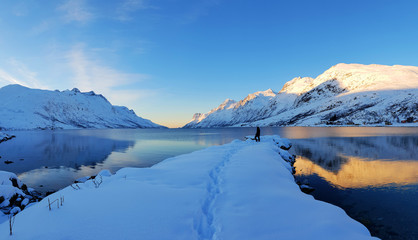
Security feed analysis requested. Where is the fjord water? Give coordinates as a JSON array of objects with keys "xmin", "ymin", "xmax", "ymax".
[
  {"xmin": 289, "ymin": 128, "xmax": 418, "ymax": 240},
  {"xmin": 1, "ymin": 127, "xmax": 417, "ymax": 239}
]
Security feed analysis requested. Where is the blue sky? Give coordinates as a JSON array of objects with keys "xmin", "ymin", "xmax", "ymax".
[{"xmin": 0, "ymin": 0, "xmax": 417, "ymax": 127}]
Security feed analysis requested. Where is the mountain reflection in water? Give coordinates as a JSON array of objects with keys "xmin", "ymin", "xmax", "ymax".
[
  {"xmin": 292, "ymin": 135, "xmax": 418, "ymax": 240},
  {"xmin": 0, "ymin": 130, "xmax": 135, "ymax": 192},
  {"xmin": 293, "ymin": 136, "xmax": 418, "ymax": 188},
  {"xmin": 0, "ymin": 128, "xmax": 235, "ymax": 193},
  {"xmin": 295, "ymin": 156, "xmax": 418, "ymax": 188}
]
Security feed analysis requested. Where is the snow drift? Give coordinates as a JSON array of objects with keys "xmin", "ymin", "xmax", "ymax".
[
  {"xmin": 184, "ymin": 63, "xmax": 418, "ymax": 128},
  {"xmin": 0, "ymin": 136, "xmax": 378, "ymax": 239},
  {"xmin": 0, "ymin": 85, "xmax": 164, "ymax": 130}
]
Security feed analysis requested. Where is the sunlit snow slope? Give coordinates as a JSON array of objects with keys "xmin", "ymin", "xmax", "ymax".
[
  {"xmin": 184, "ymin": 64, "xmax": 418, "ymax": 128},
  {"xmin": 0, "ymin": 84, "xmax": 164, "ymax": 130}
]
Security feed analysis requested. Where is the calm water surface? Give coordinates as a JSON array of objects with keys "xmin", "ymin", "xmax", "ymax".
[
  {"xmin": 289, "ymin": 129, "xmax": 418, "ymax": 240},
  {"xmin": 1, "ymin": 127, "xmax": 417, "ymax": 239}
]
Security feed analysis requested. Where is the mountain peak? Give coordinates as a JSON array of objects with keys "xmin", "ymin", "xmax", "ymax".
[
  {"xmin": 256, "ymin": 89, "xmax": 276, "ymax": 97},
  {"xmin": 317, "ymin": 63, "xmax": 418, "ymax": 92},
  {"xmin": 0, "ymin": 84, "xmax": 29, "ymax": 90},
  {"xmin": 243, "ymin": 89, "xmax": 276, "ymax": 101},
  {"xmin": 279, "ymin": 77, "xmax": 314, "ymax": 95},
  {"xmin": 221, "ymin": 98, "xmax": 236, "ymax": 105},
  {"xmin": 210, "ymin": 98, "xmax": 237, "ymax": 113},
  {"xmin": 71, "ymin": 88, "xmax": 81, "ymax": 93}
]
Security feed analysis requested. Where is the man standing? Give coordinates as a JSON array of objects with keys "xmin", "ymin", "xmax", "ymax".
[{"xmin": 255, "ymin": 127, "xmax": 261, "ymax": 142}]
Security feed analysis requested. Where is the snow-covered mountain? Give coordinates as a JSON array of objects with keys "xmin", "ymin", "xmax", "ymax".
[
  {"xmin": 184, "ymin": 63, "xmax": 418, "ymax": 128},
  {"xmin": 0, "ymin": 84, "xmax": 165, "ymax": 130}
]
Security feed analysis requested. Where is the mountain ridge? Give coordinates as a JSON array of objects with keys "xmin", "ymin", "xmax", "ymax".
[
  {"xmin": 184, "ymin": 63, "xmax": 418, "ymax": 128},
  {"xmin": 0, "ymin": 84, "xmax": 165, "ymax": 130}
]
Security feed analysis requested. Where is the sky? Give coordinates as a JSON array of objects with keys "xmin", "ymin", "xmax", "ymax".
[{"xmin": 0, "ymin": 0, "xmax": 417, "ymax": 128}]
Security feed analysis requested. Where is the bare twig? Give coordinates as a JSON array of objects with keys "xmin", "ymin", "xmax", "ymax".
[
  {"xmin": 48, "ymin": 198, "xmax": 60, "ymax": 211},
  {"xmin": 9, "ymin": 215, "xmax": 15, "ymax": 236},
  {"xmin": 70, "ymin": 183, "xmax": 81, "ymax": 190},
  {"xmin": 92, "ymin": 175, "xmax": 103, "ymax": 188}
]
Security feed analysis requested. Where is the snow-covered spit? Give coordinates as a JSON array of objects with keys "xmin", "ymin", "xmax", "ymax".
[
  {"xmin": 184, "ymin": 63, "xmax": 418, "ymax": 128},
  {"xmin": 0, "ymin": 136, "xmax": 378, "ymax": 239},
  {"xmin": 0, "ymin": 84, "xmax": 164, "ymax": 130}
]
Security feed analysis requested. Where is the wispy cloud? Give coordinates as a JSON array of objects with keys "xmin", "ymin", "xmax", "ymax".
[
  {"xmin": 66, "ymin": 44, "xmax": 153, "ymax": 106},
  {"xmin": 31, "ymin": 20, "xmax": 54, "ymax": 35},
  {"xmin": 12, "ymin": 2, "xmax": 29, "ymax": 17},
  {"xmin": 31, "ymin": 0, "xmax": 91, "ymax": 35},
  {"xmin": 58, "ymin": 0, "xmax": 93, "ymax": 23},
  {"xmin": 0, "ymin": 59, "xmax": 47, "ymax": 89},
  {"xmin": 116, "ymin": 0, "xmax": 154, "ymax": 21},
  {"xmin": 8, "ymin": 59, "xmax": 46, "ymax": 88},
  {"xmin": 181, "ymin": 0, "xmax": 221, "ymax": 24},
  {"xmin": 0, "ymin": 69, "xmax": 24, "ymax": 86}
]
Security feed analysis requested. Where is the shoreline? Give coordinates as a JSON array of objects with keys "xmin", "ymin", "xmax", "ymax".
[
  {"xmin": 0, "ymin": 123, "xmax": 417, "ymax": 132},
  {"xmin": 0, "ymin": 136, "xmax": 378, "ymax": 239}
]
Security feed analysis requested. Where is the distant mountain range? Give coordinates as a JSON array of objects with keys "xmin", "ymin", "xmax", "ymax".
[
  {"xmin": 184, "ymin": 63, "xmax": 418, "ymax": 128},
  {"xmin": 0, "ymin": 84, "xmax": 164, "ymax": 130}
]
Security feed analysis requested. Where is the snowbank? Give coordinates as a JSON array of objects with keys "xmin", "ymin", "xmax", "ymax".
[{"xmin": 0, "ymin": 136, "xmax": 378, "ymax": 239}]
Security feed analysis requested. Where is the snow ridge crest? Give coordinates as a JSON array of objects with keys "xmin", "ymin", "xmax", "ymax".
[
  {"xmin": 0, "ymin": 84, "xmax": 165, "ymax": 130},
  {"xmin": 184, "ymin": 63, "xmax": 418, "ymax": 128}
]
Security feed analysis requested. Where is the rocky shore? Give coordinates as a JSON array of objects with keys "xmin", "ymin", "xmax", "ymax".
[
  {"xmin": 0, "ymin": 132, "xmax": 15, "ymax": 144},
  {"xmin": 0, "ymin": 171, "xmax": 41, "ymax": 221}
]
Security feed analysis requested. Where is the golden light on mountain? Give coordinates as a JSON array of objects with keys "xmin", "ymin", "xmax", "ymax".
[{"xmin": 295, "ymin": 156, "xmax": 418, "ymax": 189}]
